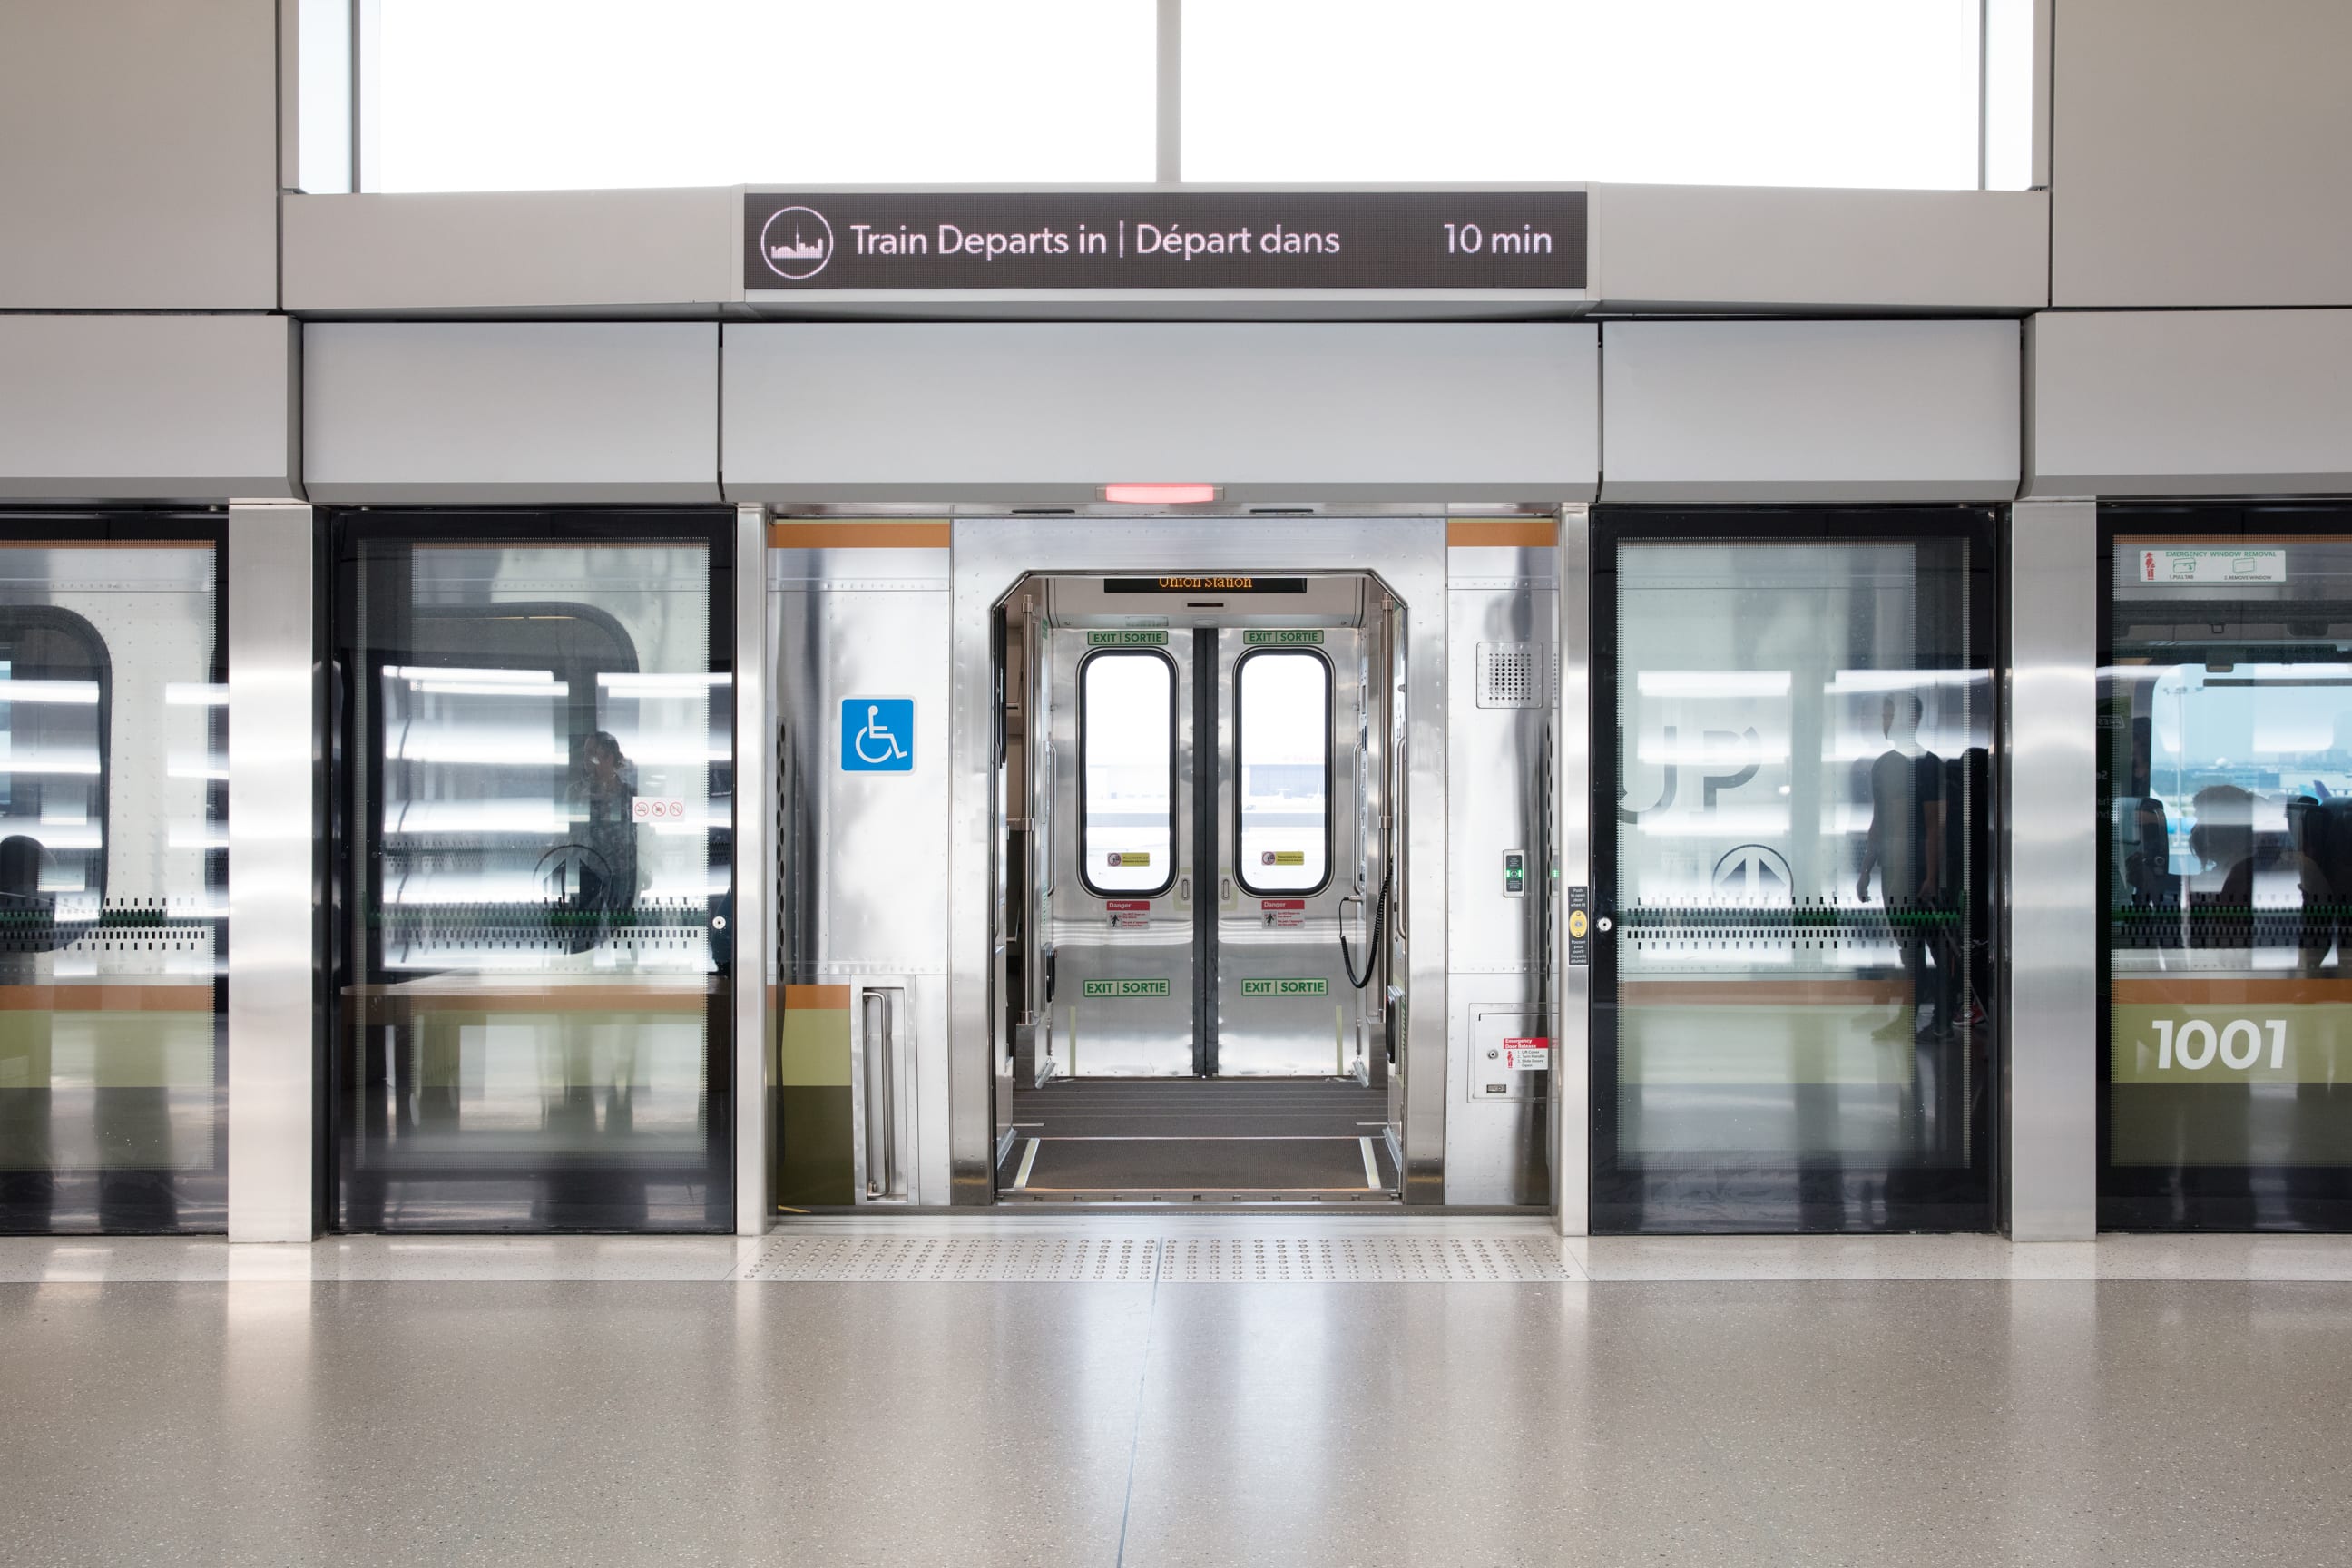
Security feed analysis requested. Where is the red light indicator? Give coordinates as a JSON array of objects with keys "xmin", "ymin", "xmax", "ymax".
[{"xmin": 1100, "ymin": 483, "xmax": 1220, "ymax": 505}]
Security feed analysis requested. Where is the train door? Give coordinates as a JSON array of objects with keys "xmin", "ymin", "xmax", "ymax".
[
  {"xmin": 996, "ymin": 571, "xmax": 1402, "ymax": 1199},
  {"xmin": 1044, "ymin": 627, "xmax": 1367, "ymax": 1079},
  {"xmin": 1592, "ymin": 507, "xmax": 1999, "ymax": 1232}
]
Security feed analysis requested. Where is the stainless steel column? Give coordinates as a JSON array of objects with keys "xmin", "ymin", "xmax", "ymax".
[
  {"xmin": 226, "ymin": 499, "xmax": 318, "ymax": 1244},
  {"xmin": 733, "ymin": 502, "xmax": 770, "ymax": 1235},
  {"xmin": 1553, "ymin": 504, "xmax": 1592, "ymax": 1237},
  {"xmin": 2006, "ymin": 498, "xmax": 2098, "ymax": 1240}
]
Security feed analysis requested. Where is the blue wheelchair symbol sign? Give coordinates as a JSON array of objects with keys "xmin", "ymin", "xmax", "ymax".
[{"xmin": 842, "ymin": 698, "xmax": 914, "ymax": 772}]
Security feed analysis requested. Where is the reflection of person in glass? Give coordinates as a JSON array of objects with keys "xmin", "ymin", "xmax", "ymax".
[
  {"xmin": 552, "ymin": 730, "xmax": 647, "ymax": 1226},
  {"xmin": 2187, "ymin": 782, "xmax": 2257, "ymax": 926},
  {"xmin": 569, "ymin": 730, "xmax": 639, "ymax": 927},
  {"xmin": 1856, "ymin": 692, "xmax": 1946, "ymax": 1041}
]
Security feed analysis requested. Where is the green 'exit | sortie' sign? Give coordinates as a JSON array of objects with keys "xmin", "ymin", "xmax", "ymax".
[
  {"xmin": 1242, "ymin": 978, "xmax": 1328, "ymax": 997},
  {"xmin": 1083, "ymin": 978, "xmax": 1170, "ymax": 998},
  {"xmin": 1243, "ymin": 629, "xmax": 1324, "ymax": 645},
  {"xmin": 1087, "ymin": 630, "xmax": 1169, "ymax": 646}
]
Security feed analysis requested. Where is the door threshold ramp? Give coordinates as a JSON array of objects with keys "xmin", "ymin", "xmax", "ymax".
[{"xmin": 999, "ymin": 1189, "xmax": 1400, "ymax": 1203}]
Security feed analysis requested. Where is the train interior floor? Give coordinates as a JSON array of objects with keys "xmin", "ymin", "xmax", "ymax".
[
  {"xmin": 1001, "ymin": 1074, "xmax": 1397, "ymax": 1199},
  {"xmin": 3, "ymin": 1227, "xmax": 2351, "ymax": 1565}
]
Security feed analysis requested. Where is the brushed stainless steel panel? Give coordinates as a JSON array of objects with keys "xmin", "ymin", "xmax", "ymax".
[
  {"xmin": 2007, "ymin": 500, "xmax": 2097, "ymax": 1240},
  {"xmin": 227, "ymin": 500, "xmax": 318, "ymax": 1243},
  {"xmin": 1555, "ymin": 505, "xmax": 1592, "ymax": 1236},
  {"xmin": 769, "ymin": 539, "xmax": 952, "ymax": 1205},
  {"xmin": 1446, "ymin": 547, "xmax": 1556, "ymax": 1206},
  {"xmin": 1044, "ymin": 626, "xmax": 1198, "ymax": 1077},
  {"xmin": 1215, "ymin": 626, "xmax": 1371, "ymax": 1078},
  {"xmin": 732, "ymin": 504, "xmax": 768, "ymax": 1235}
]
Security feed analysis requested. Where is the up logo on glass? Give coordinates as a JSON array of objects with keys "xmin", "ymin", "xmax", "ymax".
[{"xmin": 841, "ymin": 698, "xmax": 914, "ymax": 773}]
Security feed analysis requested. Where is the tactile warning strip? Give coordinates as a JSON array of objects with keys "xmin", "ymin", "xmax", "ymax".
[
  {"xmin": 744, "ymin": 1233, "xmax": 1573, "ymax": 1283},
  {"xmin": 744, "ymin": 1235, "xmax": 1161, "ymax": 1283},
  {"xmin": 1158, "ymin": 1235, "xmax": 1573, "ymax": 1283}
]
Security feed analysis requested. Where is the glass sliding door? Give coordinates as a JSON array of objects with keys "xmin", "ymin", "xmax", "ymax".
[
  {"xmin": 2102, "ymin": 505, "xmax": 2352, "ymax": 1230},
  {"xmin": 331, "ymin": 512, "xmax": 733, "ymax": 1231},
  {"xmin": 1594, "ymin": 509, "xmax": 1998, "ymax": 1232},
  {"xmin": 0, "ymin": 516, "xmax": 226, "ymax": 1233}
]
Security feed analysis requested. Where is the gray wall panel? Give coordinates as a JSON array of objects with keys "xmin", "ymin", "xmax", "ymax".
[
  {"xmin": 2027, "ymin": 309, "xmax": 2352, "ymax": 497},
  {"xmin": 283, "ymin": 190, "xmax": 740, "ymax": 313},
  {"xmin": 1600, "ymin": 319, "xmax": 2022, "ymax": 503},
  {"xmin": 303, "ymin": 322, "xmax": 721, "ymax": 502},
  {"xmin": 0, "ymin": 0, "xmax": 278, "ymax": 309},
  {"xmin": 723, "ymin": 323, "xmax": 1599, "ymax": 504},
  {"xmin": 0, "ymin": 314, "xmax": 297, "ymax": 500},
  {"xmin": 1593, "ymin": 185, "xmax": 2049, "ymax": 313},
  {"xmin": 2053, "ymin": 0, "xmax": 2352, "ymax": 308}
]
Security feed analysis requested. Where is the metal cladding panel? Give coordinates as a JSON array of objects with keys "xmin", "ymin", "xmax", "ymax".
[
  {"xmin": 1592, "ymin": 185, "xmax": 2049, "ymax": 312},
  {"xmin": 2004, "ymin": 501, "xmax": 2098, "ymax": 1240},
  {"xmin": 769, "ymin": 541, "xmax": 954, "ymax": 1204},
  {"xmin": 227, "ymin": 501, "xmax": 319, "ymax": 1241},
  {"xmin": 2053, "ymin": 0, "xmax": 2352, "ymax": 308},
  {"xmin": 0, "ymin": 314, "xmax": 297, "ymax": 501},
  {"xmin": 2027, "ymin": 310, "xmax": 2352, "ymax": 497},
  {"xmin": 722, "ymin": 323, "xmax": 1599, "ymax": 504},
  {"xmin": 1600, "ymin": 319, "xmax": 2023, "ymax": 504},
  {"xmin": 283, "ymin": 189, "xmax": 740, "ymax": 313},
  {"xmin": 303, "ymin": 323, "xmax": 721, "ymax": 503},
  {"xmin": 0, "ymin": 0, "xmax": 278, "ymax": 308},
  {"xmin": 1445, "ymin": 544, "xmax": 1558, "ymax": 1207}
]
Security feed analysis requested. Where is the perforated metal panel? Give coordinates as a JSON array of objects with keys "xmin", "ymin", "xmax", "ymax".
[
  {"xmin": 1475, "ymin": 642, "xmax": 1547, "ymax": 709},
  {"xmin": 745, "ymin": 1232, "xmax": 1573, "ymax": 1282}
]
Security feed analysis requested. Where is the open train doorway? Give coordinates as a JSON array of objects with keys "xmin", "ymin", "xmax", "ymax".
[{"xmin": 989, "ymin": 564, "xmax": 1413, "ymax": 1200}]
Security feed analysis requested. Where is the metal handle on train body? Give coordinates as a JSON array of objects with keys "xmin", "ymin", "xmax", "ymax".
[{"xmin": 861, "ymin": 987, "xmax": 904, "ymax": 1200}]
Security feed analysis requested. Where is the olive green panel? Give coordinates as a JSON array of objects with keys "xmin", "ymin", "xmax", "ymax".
[
  {"xmin": 779, "ymin": 1006, "xmax": 852, "ymax": 1087},
  {"xmin": 0, "ymin": 1011, "xmax": 217, "ymax": 1090}
]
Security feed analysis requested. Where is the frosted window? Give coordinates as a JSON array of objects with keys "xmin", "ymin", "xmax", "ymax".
[
  {"xmin": 370, "ymin": 0, "xmax": 1155, "ymax": 192},
  {"xmin": 1186, "ymin": 0, "xmax": 1991, "ymax": 191},
  {"xmin": 1237, "ymin": 652, "xmax": 1330, "ymax": 895},
  {"xmin": 1081, "ymin": 652, "xmax": 1175, "ymax": 897}
]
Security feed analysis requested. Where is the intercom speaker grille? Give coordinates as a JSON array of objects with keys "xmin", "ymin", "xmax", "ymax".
[{"xmin": 1476, "ymin": 642, "xmax": 1547, "ymax": 709}]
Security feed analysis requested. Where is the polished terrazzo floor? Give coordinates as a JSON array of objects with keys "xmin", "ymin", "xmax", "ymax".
[{"xmin": 3, "ymin": 1227, "xmax": 2349, "ymax": 1565}]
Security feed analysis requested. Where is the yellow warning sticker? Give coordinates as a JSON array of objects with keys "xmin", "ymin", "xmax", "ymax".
[
  {"xmin": 1105, "ymin": 850, "xmax": 1151, "ymax": 867},
  {"xmin": 1261, "ymin": 850, "xmax": 1306, "ymax": 867}
]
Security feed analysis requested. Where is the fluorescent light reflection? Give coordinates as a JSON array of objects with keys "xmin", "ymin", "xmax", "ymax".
[
  {"xmin": 1825, "ymin": 669, "xmax": 1989, "ymax": 693},
  {"xmin": 0, "ymin": 681, "xmax": 101, "ymax": 706},
  {"xmin": 1637, "ymin": 671, "xmax": 1791, "ymax": 697}
]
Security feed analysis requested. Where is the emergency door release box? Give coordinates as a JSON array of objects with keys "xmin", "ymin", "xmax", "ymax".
[{"xmin": 1469, "ymin": 1005, "xmax": 1548, "ymax": 1102}]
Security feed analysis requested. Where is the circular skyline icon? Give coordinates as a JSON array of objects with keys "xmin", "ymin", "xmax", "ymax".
[{"xmin": 759, "ymin": 205, "xmax": 833, "ymax": 281}]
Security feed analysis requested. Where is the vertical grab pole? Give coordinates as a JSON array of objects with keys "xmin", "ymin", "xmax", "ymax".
[
  {"xmin": 733, "ymin": 502, "xmax": 769, "ymax": 1236},
  {"xmin": 1553, "ymin": 505, "xmax": 1592, "ymax": 1239},
  {"xmin": 862, "ymin": 989, "xmax": 888, "ymax": 1197}
]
